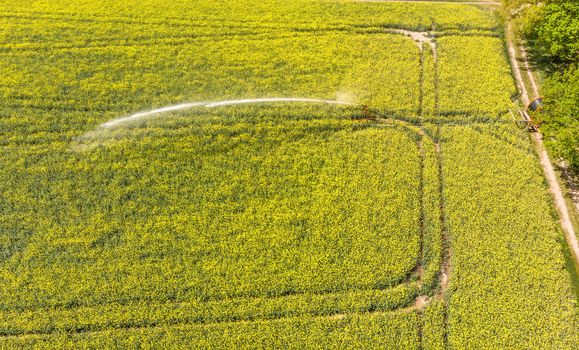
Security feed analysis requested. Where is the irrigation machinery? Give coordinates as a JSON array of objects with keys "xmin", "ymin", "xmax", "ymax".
[{"xmin": 509, "ymin": 93, "xmax": 544, "ymax": 132}]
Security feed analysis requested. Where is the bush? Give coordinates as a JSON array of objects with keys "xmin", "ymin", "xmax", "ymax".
[
  {"xmin": 530, "ymin": 2, "xmax": 579, "ymax": 64},
  {"xmin": 542, "ymin": 65, "xmax": 579, "ymax": 169}
]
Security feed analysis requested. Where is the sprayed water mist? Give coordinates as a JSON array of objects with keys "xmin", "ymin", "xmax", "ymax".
[{"xmin": 100, "ymin": 98, "xmax": 357, "ymax": 129}]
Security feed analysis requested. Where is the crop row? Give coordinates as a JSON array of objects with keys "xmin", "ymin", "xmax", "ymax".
[
  {"xmin": 0, "ymin": 32, "xmax": 421, "ymax": 124},
  {"xmin": 0, "ymin": 309, "xmax": 428, "ymax": 349},
  {"xmin": 0, "ymin": 283, "xmax": 417, "ymax": 337},
  {"xmin": 0, "ymin": 0, "xmax": 500, "ymax": 33},
  {"xmin": 0, "ymin": 301, "xmax": 451, "ymax": 349}
]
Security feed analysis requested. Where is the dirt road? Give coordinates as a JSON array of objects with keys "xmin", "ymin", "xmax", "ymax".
[{"xmin": 506, "ymin": 23, "xmax": 579, "ymax": 263}]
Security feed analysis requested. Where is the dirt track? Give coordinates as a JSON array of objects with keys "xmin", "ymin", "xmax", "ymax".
[{"xmin": 506, "ymin": 23, "xmax": 579, "ymax": 263}]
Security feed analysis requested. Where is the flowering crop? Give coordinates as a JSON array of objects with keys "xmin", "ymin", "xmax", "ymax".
[
  {"xmin": 442, "ymin": 124, "xmax": 579, "ymax": 349},
  {"xmin": 436, "ymin": 36, "xmax": 516, "ymax": 118},
  {"xmin": 0, "ymin": 0, "xmax": 577, "ymax": 348},
  {"xmin": 0, "ymin": 107, "xmax": 437, "ymax": 335}
]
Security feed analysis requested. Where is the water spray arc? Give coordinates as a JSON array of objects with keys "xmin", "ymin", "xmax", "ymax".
[{"xmin": 101, "ymin": 98, "xmax": 356, "ymax": 129}]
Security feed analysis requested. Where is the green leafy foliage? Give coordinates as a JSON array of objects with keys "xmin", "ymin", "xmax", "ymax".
[
  {"xmin": 507, "ymin": 0, "xmax": 579, "ymax": 171},
  {"xmin": 530, "ymin": 2, "xmax": 579, "ymax": 64},
  {"xmin": 542, "ymin": 65, "xmax": 579, "ymax": 169}
]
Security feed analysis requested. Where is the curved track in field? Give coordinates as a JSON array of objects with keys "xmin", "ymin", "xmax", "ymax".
[
  {"xmin": 46, "ymin": 28, "xmax": 451, "ymax": 342},
  {"xmin": 9, "ymin": 114, "xmax": 451, "ymax": 341},
  {"xmin": 98, "ymin": 99, "xmax": 451, "ymax": 310},
  {"xmin": 93, "ymin": 28, "xmax": 451, "ymax": 312}
]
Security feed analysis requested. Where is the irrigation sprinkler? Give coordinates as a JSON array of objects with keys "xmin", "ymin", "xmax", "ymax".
[{"xmin": 359, "ymin": 104, "xmax": 378, "ymax": 122}]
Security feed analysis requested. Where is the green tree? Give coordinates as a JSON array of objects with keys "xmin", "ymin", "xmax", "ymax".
[
  {"xmin": 530, "ymin": 2, "xmax": 579, "ymax": 64},
  {"xmin": 542, "ymin": 65, "xmax": 579, "ymax": 170}
]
